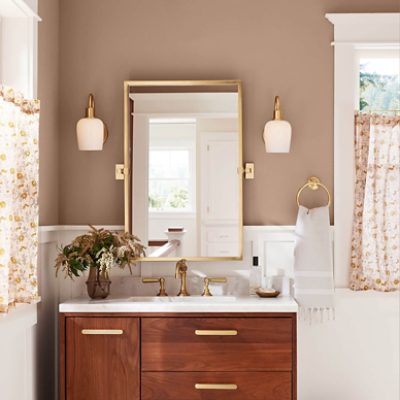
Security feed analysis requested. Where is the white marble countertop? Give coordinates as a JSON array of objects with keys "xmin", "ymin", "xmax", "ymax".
[{"xmin": 59, "ymin": 295, "xmax": 298, "ymax": 313}]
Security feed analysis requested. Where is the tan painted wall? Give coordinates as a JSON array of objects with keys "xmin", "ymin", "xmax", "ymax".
[
  {"xmin": 56, "ymin": 0, "xmax": 399, "ymax": 226},
  {"xmin": 38, "ymin": 0, "xmax": 60, "ymax": 225}
]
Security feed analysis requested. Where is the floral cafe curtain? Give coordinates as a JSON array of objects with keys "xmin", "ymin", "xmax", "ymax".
[
  {"xmin": 350, "ymin": 112, "xmax": 400, "ymax": 291},
  {"xmin": 0, "ymin": 86, "xmax": 40, "ymax": 312}
]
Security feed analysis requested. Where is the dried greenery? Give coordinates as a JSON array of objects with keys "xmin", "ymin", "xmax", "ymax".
[{"xmin": 55, "ymin": 225, "xmax": 146, "ymax": 279}]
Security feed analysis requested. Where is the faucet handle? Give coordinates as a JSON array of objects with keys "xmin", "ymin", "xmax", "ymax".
[
  {"xmin": 202, "ymin": 277, "xmax": 227, "ymax": 297},
  {"xmin": 175, "ymin": 259, "xmax": 188, "ymax": 277},
  {"xmin": 142, "ymin": 277, "xmax": 168, "ymax": 296}
]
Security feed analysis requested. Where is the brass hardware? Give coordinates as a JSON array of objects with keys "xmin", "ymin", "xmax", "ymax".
[
  {"xmin": 195, "ymin": 383, "xmax": 238, "ymax": 390},
  {"xmin": 272, "ymin": 95, "xmax": 283, "ymax": 120},
  {"xmin": 86, "ymin": 93, "xmax": 95, "ymax": 118},
  {"xmin": 142, "ymin": 277, "xmax": 168, "ymax": 296},
  {"xmin": 85, "ymin": 94, "xmax": 109, "ymax": 143},
  {"xmin": 81, "ymin": 329, "xmax": 123, "ymax": 335},
  {"xmin": 296, "ymin": 176, "xmax": 331, "ymax": 208},
  {"xmin": 238, "ymin": 163, "xmax": 254, "ymax": 179},
  {"xmin": 202, "ymin": 277, "xmax": 227, "ymax": 296},
  {"xmin": 175, "ymin": 259, "xmax": 190, "ymax": 296},
  {"xmin": 195, "ymin": 330, "xmax": 238, "ymax": 336},
  {"xmin": 115, "ymin": 164, "xmax": 128, "ymax": 180},
  {"xmin": 123, "ymin": 80, "xmax": 244, "ymax": 262}
]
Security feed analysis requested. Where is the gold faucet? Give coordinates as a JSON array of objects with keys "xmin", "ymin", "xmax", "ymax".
[
  {"xmin": 175, "ymin": 259, "xmax": 190, "ymax": 296},
  {"xmin": 142, "ymin": 277, "xmax": 168, "ymax": 296},
  {"xmin": 202, "ymin": 277, "xmax": 227, "ymax": 296}
]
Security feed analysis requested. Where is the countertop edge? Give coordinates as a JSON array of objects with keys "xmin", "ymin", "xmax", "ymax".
[{"xmin": 59, "ymin": 297, "xmax": 298, "ymax": 313}]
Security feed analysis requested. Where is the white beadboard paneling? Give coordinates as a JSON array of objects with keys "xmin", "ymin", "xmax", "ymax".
[
  {"xmin": 37, "ymin": 226, "xmax": 59, "ymax": 400},
  {"xmin": 265, "ymin": 240, "xmax": 295, "ymax": 277}
]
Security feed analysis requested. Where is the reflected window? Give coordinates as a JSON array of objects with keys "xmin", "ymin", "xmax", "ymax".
[{"xmin": 148, "ymin": 119, "xmax": 196, "ymax": 212}]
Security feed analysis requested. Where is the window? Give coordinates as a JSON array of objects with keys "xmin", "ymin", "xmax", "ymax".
[
  {"xmin": 148, "ymin": 120, "xmax": 196, "ymax": 213},
  {"xmin": 326, "ymin": 13, "xmax": 400, "ymax": 288},
  {"xmin": 358, "ymin": 52, "xmax": 400, "ymax": 112}
]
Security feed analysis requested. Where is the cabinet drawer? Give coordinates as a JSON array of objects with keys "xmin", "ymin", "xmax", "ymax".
[
  {"xmin": 206, "ymin": 242, "xmax": 239, "ymax": 256},
  {"xmin": 141, "ymin": 317, "xmax": 293, "ymax": 371},
  {"xmin": 142, "ymin": 372, "xmax": 291, "ymax": 400},
  {"xmin": 205, "ymin": 227, "xmax": 239, "ymax": 242}
]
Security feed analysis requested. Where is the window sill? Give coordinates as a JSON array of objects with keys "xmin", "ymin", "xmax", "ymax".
[{"xmin": 0, "ymin": 300, "xmax": 40, "ymax": 329}]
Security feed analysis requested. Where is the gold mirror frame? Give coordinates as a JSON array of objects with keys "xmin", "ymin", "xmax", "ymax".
[{"xmin": 123, "ymin": 80, "xmax": 243, "ymax": 262}]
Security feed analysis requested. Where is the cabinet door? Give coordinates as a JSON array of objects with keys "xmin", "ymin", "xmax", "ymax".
[{"xmin": 66, "ymin": 317, "xmax": 139, "ymax": 400}]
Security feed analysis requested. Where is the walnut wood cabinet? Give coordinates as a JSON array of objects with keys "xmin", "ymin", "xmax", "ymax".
[{"xmin": 60, "ymin": 313, "xmax": 297, "ymax": 400}]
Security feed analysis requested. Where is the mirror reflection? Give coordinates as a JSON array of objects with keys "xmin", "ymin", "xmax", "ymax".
[{"xmin": 126, "ymin": 81, "xmax": 242, "ymax": 260}]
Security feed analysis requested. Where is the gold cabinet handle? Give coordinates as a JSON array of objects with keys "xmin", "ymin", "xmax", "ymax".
[
  {"xmin": 81, "ymin": 329, "xmax": 124, "ymax": 335},
  {"xmin": 195, "ymin": 330, "xmax": 238, "ymax": 336},
  {"xmin": 195, "ymin": 383, "xmax": 238, "ymax": 390}
]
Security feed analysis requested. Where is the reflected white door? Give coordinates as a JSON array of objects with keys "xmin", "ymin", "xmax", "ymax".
[{"xmin": 200, "ymin": 132, "xmax": 239, "ymax": 256}]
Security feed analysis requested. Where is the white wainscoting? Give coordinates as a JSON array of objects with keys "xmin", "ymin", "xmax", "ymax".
[
  {"xmin": 0, "ymin": 303, "xmax": 37, "ymax": 400},
  {"xmin": 12, "ymin": 225, "xmax": 395, "ymax": 400}
]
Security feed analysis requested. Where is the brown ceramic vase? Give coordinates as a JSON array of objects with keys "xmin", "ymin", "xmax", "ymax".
[{"xmin": 86, "ymin": 266, "xmax": 111, "ymax": 299}]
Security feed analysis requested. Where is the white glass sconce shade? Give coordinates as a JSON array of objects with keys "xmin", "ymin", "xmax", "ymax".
[
  {"xmin": 77, "ymin": 117, "xmax": 105, "ymax": 151},
  {"xmin": 263, "ymin": 120, "xmax": 292, "ymax": 153},
  {"xmin": 263, "ymin": 96, "xmax": 292, "ymax": 153},
  {"xmin": 76, "ymin": 93, "xmax": 108, "ymax": 151}
]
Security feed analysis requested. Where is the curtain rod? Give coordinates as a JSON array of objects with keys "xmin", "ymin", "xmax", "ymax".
[
  {"xmin": 364, "ymin": 110, "xmax": 400, "ymax": 112},
  {"xmin": 331, "ymin": 41, "xmax": 400, "ymax": 48}
]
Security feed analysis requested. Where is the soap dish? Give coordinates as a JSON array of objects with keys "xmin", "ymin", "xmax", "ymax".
[{"xmin": 256, "ymin": 288, "xmax": 280, "ymax": 298}]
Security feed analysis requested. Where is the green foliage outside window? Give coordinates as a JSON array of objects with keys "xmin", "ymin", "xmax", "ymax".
[
  {"xmin": 149, "ymin": 186, "xmax": 189, "ymax": 211},
  {"xmin": 167, "ymin": 188, "xmax": 189, "ymax": 209},
  {"xmin": 360, "ymin": 63, "xmax": 400, "ymax": 112}
]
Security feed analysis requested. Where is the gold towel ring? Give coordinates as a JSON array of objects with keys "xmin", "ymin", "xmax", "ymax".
[{"xmin": 296, "ymin": 176, "xmax": 331, "ymax": 208}]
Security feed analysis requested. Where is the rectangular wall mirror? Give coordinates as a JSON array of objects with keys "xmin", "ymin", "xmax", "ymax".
[{"xmin": 123, "ymin": 80, "xmax": 243, "ymax": 261}]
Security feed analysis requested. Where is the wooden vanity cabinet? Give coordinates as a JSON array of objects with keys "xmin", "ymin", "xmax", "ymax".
[{"xmin": 60, "ymin": 313, "xmax": 297, "ymax": 400}]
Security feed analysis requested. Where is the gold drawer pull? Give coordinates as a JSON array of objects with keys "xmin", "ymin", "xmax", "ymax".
[
  {"xmin": 81, "ymin": 329, "xmax": 123, "ymax": 335},
  {"xmin": 195, "ymin": 383, "xmax": 238, "ymax": 390},
  {"xmin": 195, "ymin": 330, "xmax": 238, "ymax": 336}
]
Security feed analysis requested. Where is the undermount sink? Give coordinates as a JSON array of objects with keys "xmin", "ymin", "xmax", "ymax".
[
  {"xmin": 127, "ymin": 296, "xmax": 169, "ymax": 302},
  {"xmin": 127, "ymin": 296, "xmax": 237, "ymax": 303},
  {"xmin": 169, "ymin": 296, "xmax": 236, "ymax": 302}
]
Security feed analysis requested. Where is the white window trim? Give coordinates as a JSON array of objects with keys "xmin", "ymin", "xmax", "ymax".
[
  {"xmin": 0, "ymin": 0, "xmax": 40, "ymax": 98},
  {"xmin": 326, "ymin": 13, "xmax": 400, "ymax": 288}
]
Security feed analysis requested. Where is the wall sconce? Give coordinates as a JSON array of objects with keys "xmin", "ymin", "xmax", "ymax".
[
  {"xmin": 76, "ymin": 94, "xmax": 108, "ymax": 151},
  {"xmin": 263, "ymin": 96, "xmax": 292, "ymax": 153}
]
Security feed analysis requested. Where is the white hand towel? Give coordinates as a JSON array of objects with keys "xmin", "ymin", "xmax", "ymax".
[{"xmin": 294, "ymin": 206, "xmax": 334, "ymax": 322}]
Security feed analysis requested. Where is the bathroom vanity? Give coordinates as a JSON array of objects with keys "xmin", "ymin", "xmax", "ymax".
[
  {"xmin": 59, "ymin": 297, "xmax": 297, "ymax": 400},
  {"xmin": 59, "ymin": 81, "xmax": 297, "ymax": 399}
]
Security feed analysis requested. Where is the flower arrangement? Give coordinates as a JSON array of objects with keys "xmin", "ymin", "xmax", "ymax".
[{"xmin": 55, "ymin": 226, "xmax": 145, "ymax": 298}]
